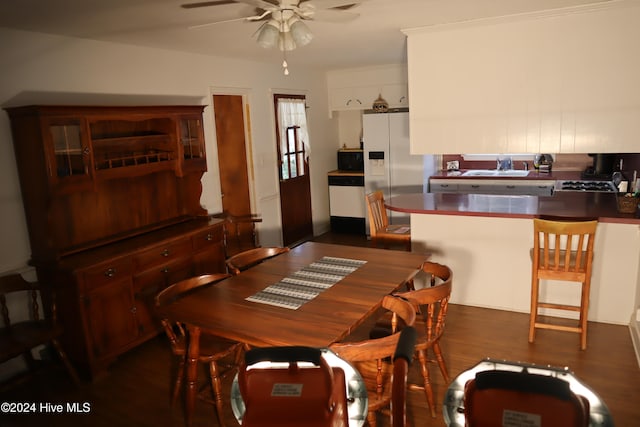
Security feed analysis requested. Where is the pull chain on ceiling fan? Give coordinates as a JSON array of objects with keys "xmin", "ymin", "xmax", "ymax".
[{"xmin": 182, "ymin": 0, "xmax": 364, "ymax": 75}]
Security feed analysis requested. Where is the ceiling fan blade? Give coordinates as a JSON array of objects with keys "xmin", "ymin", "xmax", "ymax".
[
  {"xmin": 188, "ymin": 15, "xmax": 263, "ymax": 30},
  {"xmin": 181, "ymin": 0, "xmax": 277, "ymax": 10},
  {"xmin": 309, "ymin": 8, "xmax": 359, "ymax": 22},
  {"xmin": 303, "ymin": 0, "xmax": 365, "ymax": 10},
  {"xmin": 181, "ymin": 1, "xmax": 237, "ymax": 9}
]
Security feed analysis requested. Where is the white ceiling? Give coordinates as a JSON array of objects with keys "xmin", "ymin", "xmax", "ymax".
[{"xmin": 0, "ymin": 0, "xmax": 612, "ymax": 71}]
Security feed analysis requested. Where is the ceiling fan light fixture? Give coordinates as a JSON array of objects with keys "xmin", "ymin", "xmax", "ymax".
[
  {"xmin": 278, "ymin": 30, "xmax": 296, "ymax": 51},
  {"xmin": 256, "ymin": 20, "xmax": 280, "ymax": 49},
  {"xmin": 289, "ymin": 18, "xmax": 313, "ymax": 47}
]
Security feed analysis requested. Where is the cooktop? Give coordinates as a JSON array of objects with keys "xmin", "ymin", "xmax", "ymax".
[{"xmin": 555, "ymin": 180, "xmax": 617, "ymax": 192}]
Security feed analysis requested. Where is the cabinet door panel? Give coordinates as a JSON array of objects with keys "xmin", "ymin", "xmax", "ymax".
[
  {"xmin": 330, "ymin": 87, "xmax": 366, "ymax": 110},
  {"xmin": 85, "ymin": 279, "xmax": 138, "ymax": 358},
  {"xmin": 381, "ymin": 84, "xmax": 408, "ymax": 108},
  {"xmin": 43, "ymin": 117, "xmax": 93, "ymax": 193},
  {"xmin": 178, "ymin": 115, "xmax": 207, "ymax": 175}
]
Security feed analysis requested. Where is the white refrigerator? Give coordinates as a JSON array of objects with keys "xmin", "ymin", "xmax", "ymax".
[{"xmin": 363, "ymin": 110, "xmax": 434, "ymax": 230}]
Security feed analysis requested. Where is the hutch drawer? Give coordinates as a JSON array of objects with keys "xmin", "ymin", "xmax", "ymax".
[
  {"xmin": 134, "ymin": 238, "xmax": 192, "ymax": 271},
  {"xmin": 81, "ymin": 259, "xmax": 133, "ymax": 292},
  {"xmin": 192, "ymin": 226, "xmax": 224, "ymax": 251}
]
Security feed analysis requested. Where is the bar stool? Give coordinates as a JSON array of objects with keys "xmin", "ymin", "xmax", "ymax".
[
  {"xmin": 529, "ymin": 218, "xmax": 598, "ymax": 350},
  {"xmin": 365, "ymin": 190, "xmax": 411, "ymax": 251}
]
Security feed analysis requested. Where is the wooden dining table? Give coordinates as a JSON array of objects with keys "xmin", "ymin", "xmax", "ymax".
[{"xmin": 157, "ymin": 241, "xmax": 428, "ymax": 426}]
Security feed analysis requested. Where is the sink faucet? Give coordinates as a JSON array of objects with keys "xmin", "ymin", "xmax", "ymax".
[
  {"xmin": 496, "ymin": 156, "xmax": 513, "ymax": 171},
  {"xmin": 523, "ymin": 161, "xmax": 529, "ymax": 171}
]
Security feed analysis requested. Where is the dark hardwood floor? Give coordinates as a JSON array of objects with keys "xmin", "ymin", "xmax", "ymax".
[{"xmin": 2, "ymin": 231, "xmax": 639, "ymax": 426}]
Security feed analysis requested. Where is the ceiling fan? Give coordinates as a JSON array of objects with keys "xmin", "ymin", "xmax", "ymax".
[{"xmin": 182, "ymin": 0, "xmax": 365, "ymax": 52}]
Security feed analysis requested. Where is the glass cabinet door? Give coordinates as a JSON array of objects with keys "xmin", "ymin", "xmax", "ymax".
[
  {"xmin": 44, "ymin": 118, "xmax": 93, "ymax": 190},
  {"xmin": 179, "ymin": 117, "xmax": 204, "ymax": 159},
  {"xmin": 178, "ymin": 116, "xmax": 206, "ymax": 174}
]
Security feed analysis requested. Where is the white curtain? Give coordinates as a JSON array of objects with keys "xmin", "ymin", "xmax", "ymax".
[{"xmin": 277, "ymin": 98, "xmax": 310, "ymax": 161}]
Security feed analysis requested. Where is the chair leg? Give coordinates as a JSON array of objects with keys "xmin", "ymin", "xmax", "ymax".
[
  {"xmin": 416, "ymin": 349, "xmax": 436, "ymax": 418},
  {"xmin": 366, "ymin": 410, "xmax": 377, "ymax": 427},
  {"xmin": 172, "ymin": 356, "xmax": 186, "ymax": 406},
  {"xmin": 432, "ymin": 342, "xmax": 449, "ymax": 383},
  {"xmin": 209, "ymin": 362, "xmax": 226, "ymax": 427},
  {"xmin": 579, "ymin": 279, "xmax": 591, "ymax": 350},
  {"xmin": 50, "ymin": 339, "xmax": 81, "ymax": 386},
  {"xmin": 528, "ymin": 274, "xmax": 539, "ymax": 343}
]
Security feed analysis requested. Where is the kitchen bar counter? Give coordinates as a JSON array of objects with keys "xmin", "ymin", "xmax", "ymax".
[
  {"xmin": 386, "ymin": 192, "xmax": 640, "ymax": 224},
  {"xmin": 385, "ymin": 192, "xmax": 640, "ymax": 327}
]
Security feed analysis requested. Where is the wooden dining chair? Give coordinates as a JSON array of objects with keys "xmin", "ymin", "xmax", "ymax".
[
  {"xmin": 225, "ymin": 246, "xmax": 290, "ymax": 275},
  {"xmin": 529, "ymin": 219, "xmax": 598, "ymax": 350},
  {"xmin": 154, "ymin": 274, "xmax": 245, "ymax": 427},
  {"xmin": 329, "ymin": 294, "xmax": 417, "ymax": 427},
  {"xmin": 374, "ymin": 261, "xmax": 452, "ymax": 418},
  {"xmin": 366, "ymin": 191, "xmax": 411, "ymax": 251},
  {"xmin": 0, "ymin": 273, "xmax": 80, "ymax": 388},
  {"xmin": 213, "ymin": 211, "xmax": 263, "ymax": 257},
  {"xmin": 391, "ymin": 326, "xmax": 417, "ymax": 427}
]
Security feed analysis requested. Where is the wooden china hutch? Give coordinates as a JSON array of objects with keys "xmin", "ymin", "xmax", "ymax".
[{"xmin": 5, "ymin": 105, "xmax": 226, "ymax": 379}]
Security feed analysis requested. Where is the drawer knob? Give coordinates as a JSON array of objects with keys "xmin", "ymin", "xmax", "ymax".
[
  {"xmin": 104, "ymin": 268, "xmax": 117, "ymax": 278},
  {"xmin": 205, "ymin": 233, "xmax": 213, "ymax": 241},
  {"xmin": 162, "ymin": 268, "xmax": 170, "ymax": 274},
  {"xmin": 161, "ymin": 249, "xmax": 170, "ymax": 257}
]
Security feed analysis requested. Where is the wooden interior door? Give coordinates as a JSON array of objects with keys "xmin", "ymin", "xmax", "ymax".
[{"xmin": 213, "ymin": 94, "xmax": 255, "ymax": 256}]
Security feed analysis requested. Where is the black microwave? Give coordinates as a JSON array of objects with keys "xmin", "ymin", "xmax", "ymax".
[{"xmin": 337, "ymin": 149, "xmax": 364, "ymax": 172}]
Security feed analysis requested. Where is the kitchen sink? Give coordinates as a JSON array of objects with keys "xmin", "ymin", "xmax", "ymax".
[{"xmin": 461, "ymin": 169, "xmax": 530, "ymax": 177}]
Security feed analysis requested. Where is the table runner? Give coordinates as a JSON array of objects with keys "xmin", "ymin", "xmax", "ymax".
[{"xmin": 246, "ymin": 256, "xmax": 367, "ymax": 310}]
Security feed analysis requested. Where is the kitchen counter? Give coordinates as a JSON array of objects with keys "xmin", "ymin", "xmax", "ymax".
[
  {"xmin": 386, "ymin": 192, "xmax": 640, "ymax": 224},
  {"xmin": 386, "ymin": 192, "xmax": 640, "ymax": 327},
  {"xmin": 327, "ymin": 169, "xmax": 364, "ymax": 177}
]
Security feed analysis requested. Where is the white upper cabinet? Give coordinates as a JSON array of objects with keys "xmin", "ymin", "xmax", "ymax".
[
  {"xmin": 403, "ymin": 1, "xmax": 640, "ymax": 154},
  {"xmin": 330, "ymin": 86, "xmax": 378, "ymax": 111},
  {"xmin": 327, "ymin": 64, "xmax": 408, "ymax": 113}
]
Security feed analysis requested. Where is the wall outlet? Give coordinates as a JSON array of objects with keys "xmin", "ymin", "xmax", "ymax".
[{"xmin": 447, "ymin": 160, "xmax": 459, "ymax": 171}]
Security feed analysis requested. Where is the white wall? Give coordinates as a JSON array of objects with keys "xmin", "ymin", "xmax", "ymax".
[
  {"xmin": 0, "ymin": 28, "xmax": 338, "ymax": 273},
  {"xmin": 404, "ymin": 0, "xmax": 640, "ymax": 154}
]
